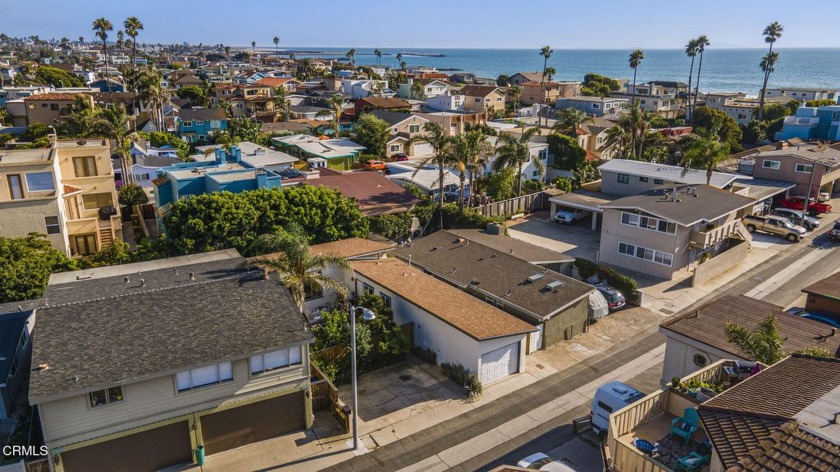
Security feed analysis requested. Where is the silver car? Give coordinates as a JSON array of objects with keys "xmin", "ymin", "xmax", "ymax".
[{"xmin": 771, "ymin": 208, "xmax": 819, "ymax": 230}]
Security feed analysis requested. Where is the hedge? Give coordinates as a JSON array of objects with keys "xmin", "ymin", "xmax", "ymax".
[{"xmin": 574, "ymin": 258, "xmax": 640, "ymax": 304}]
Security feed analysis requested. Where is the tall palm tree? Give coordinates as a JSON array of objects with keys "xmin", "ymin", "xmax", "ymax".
[
  {"xmin": 493, "ymin": 126, "xmax": 543, "ymax": 196},
  {"xmin": 451, "ymin": 129, "xmax": 494, "ymax": 211},
  {"xmin": 246, "ymin": 228, "xmax": 350, "ymax": 313},
  {"xmin": 684, "ymin": 38, "xmax": 699, "ymax": 119},
  {"xmin": 628, "ymin": 49, "xmax": 645, "ymax": 107},
  {"xmin": 619, "ymin": 105, "xmax": 653, "ymax": 160},
  {"xmin": 539, "ymin": 45, "xmax": 553, "ymax": 127},
  {"xmin": 400, "ymin": 61, "xmax": 407, "ymax": 72},
  {"xmin": 410, "ymin": 80, "xmax": 425, "ymax": 100},
  {"xmin": 116, "ymin": 30, "xmax": 125, "ymax": 55},
  {"xmin": 725, "ymin": 314, "xmax": 785, "ymax": 365},
  {"xmin": 251, "ymin": 41, "xmax": 256, "ymax": 64},
  {"xmin": 124, "ymin": 17, "xmax": 143, "ymax": 68},
  {"xmin": 410, "ymin": 122, "xmax": 455, "ymax": 229},
  {"xmin": 316, "ymin": 95, "xmax": 346, "ymax": 138},
  {"xmin": 345, "ymin": 48, "xmax": 356, "ymax": 67},
  {"xmin": 92, "ymin": 18, "xmax": 113, "ymax": 98},
  {"xmin": 92, "ymin": 104, "xmax": 137, "ymax": 184},
  {"xmin": 680, "ymin": 124, "xmax": 730, "ymax": 185},
  {"xmin": 224, "ymin": 45, "xmax": 230, "ymax": 61},
  {"xmin": 758, "ymin": 22, "xmax": 783, "ymax": 120},
  {"xmin": 692, "ymin": 36, "xmax": 710, "ymax": 115},
  {"xmin": 396, "ymin": 52, "xmax": 403, "ymax": 66},
  {"xmin": 273, "ymin": 36, "xmax": 279, "ymax": 56},
  {"xmin": 553, "ymin": 108, "xmax": 593, "ymax": 137},
  {"xmin": 78, "ymin": 36, "xmax": 84, "ymax": 45},
  {"xmin": 374, "ymin": 49, "xmax": 382, "ymax": 66},
  {"xmin": 602, "ymin": 126, "xmax": 629, "ymax": 159},
  {"xmin": 507, "ymin": 85, "xmax": 522, "ymax": 115},
  {"xmin": 544, "ymin": 66, "xmax": 556, "ymax": 82}
]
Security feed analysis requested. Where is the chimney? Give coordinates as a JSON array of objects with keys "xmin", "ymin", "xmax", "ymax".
[{"xmin": 777, "ymin": 141, "xmax": 788, "ymax": 150}]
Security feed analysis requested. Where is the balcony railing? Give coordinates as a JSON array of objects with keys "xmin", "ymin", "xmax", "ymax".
[{"xmin": 689, "ymin": 220, "xmax": 741, "ymax": 248}]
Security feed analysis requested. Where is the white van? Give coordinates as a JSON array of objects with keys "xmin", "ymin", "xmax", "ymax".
[{"xmin": 590, "ymin": 381, "xmax": 645, "ymax": 435}]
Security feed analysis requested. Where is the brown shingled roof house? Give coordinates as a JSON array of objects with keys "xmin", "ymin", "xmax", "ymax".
[{"xmin": 306, "ymin": 168, "xmax": 419, "ymax": 216}]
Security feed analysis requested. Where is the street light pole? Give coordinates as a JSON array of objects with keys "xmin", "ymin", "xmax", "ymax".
[{"xmin": 349, "ymin": 305, "xmax": 375, "ymax": 452}]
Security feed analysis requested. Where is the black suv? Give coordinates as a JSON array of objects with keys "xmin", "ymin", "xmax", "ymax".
[{"xmin": 830, "ymin": 222, "xmax": 840, "ymax": 241}]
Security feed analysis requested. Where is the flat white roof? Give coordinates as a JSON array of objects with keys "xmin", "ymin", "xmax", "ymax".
[{"xmin": 598, "ymin": 159, "xmax": 739, "ymax": 188}]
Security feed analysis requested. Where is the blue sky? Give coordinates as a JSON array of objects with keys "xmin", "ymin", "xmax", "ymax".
[{"xmin": 4, "ymin": 0, "xmax": 839, "ymax": 49}]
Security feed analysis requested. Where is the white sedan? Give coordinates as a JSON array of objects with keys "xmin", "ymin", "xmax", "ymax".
[{"xmin": 517, "ymin": 453, "xmax": 578, "ymax": 472}]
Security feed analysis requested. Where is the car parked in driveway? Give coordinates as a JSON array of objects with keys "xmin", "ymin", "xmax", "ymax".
[
  {"xmin": 595, "ymin": 285, "xmax": 626, "ymax": 311},
  {"xmin": 830, "ymin": 222, "xmax": 840, "ymax": 241},
  {"xmin": 771, "ymin": 208, "xmax": 820, "ymax": 230},
  {"xmin": 742, "ymin": 214, "xmax": 806, "ymax": 242},
  {"xmin": 554, "ymin": 209, "xmax": 589, "ymax": 224},
  {"xmin": 391, "ymin": 153, "xmax": 409, "ymax": 162},
  {"xmin": 777, "ymin": 196, "xmax": 832, "ymax": 216},
  {"xmin": 517, "ymin": 453, "xmax": 577, "ymax": 472},
  {"xmin": 365, "ymin": 160, "xmax": 387, "ymax": 171}
]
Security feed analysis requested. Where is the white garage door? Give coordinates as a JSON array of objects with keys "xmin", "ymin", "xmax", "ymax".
[
  {"xmin": 412, "ymin": 142, "xmax": 434, "ymax": 157},
  {"xmin": 480, "ymin": 342, "xmax": 519, "ymax": 384}
]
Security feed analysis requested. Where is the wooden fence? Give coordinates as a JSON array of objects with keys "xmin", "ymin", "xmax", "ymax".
[
  {"xmin": 24, "ymin": 459, "xmax": 49, "ymax": 472},
  {"xmin": 472, "ymin": 191, "xmax": 546, "ymax": 217},
  {"xmin": 310, "ymin": 363, "xmax": 349, "ymax": 432}
]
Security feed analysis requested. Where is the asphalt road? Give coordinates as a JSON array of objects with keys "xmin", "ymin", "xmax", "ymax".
[{"xmin": 323, "ymin": 223, "xmax": 839, "ymax": 472}]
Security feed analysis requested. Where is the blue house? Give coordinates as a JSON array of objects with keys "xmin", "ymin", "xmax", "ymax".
[
  {"xmin": 89, "ymin": 79, "xmax": 125, "ymax": 93},
  {"xmin": 776, "ymin": 105, "xmax": 840, "ymax": 142},
  {"xmin": 177, "ymin": 108, "xmax": 228, "ymax": 143},
  {"xmin": 153, "ymin": 146, "xmax": 285, "ymax": 211}
]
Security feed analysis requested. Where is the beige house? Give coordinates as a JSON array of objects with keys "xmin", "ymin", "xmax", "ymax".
[
  {"xmin": 213, "ymin": 83, "xmax": 277, "ymax": 121},
  {"xmin": 367, "ymin": 110, "xmax": 432, "ymax": 158},
  {"xmin": 417, "ymin": 111, "xmax": 487, "ymax": 137},
  {"xmin": 458, "ymin": 85, "xmax": 506, "ymax": 113},
  {"xmin": 0, "ymin": 139, "xmax": 121, "ymax": 256},
  {"xmin": 18, "ymin": 93, "xmax": 93, "ymax": 126},
  {"xmin": 30, "ymin": 251, "xmax": 314, "ymax": 472},
  {"xmin": 519, "ymin": 81, "xmax": 581, "ymax": 106}
]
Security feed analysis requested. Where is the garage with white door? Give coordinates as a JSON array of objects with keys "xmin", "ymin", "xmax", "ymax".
[
  {"xmin": 411, "ymin": 142, "xmax": 434, "ymax": 157},
  {"xmin": 479, "ymin": 342, "xmax": 520, "ymax": 384}
]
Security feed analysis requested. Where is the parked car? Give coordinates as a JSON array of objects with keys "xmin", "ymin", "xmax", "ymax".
[
  {"xmin": 830, "ymin": 222, "xmax": 840, "ymax": 241},
  {"xmin": 517, "ymin": 453, "xmax": 577, "ymax": 472},
  {"xmin": 771, "ymin": 208, "xmax": 820, "ymax": 230},
  {"xmin": 365, "ymin": 160, "xmax": 387, "ymax": 171},
  {"xmin": 776, "ymin": 196, "xmax": 832, "ymax": 216},
  {"xmin": 554, "ymin": 209, "xmax": 589, "ymax": 224},
  {"xmin": 742, "ymin": 214, "xmax": 806, "ymax": 242},
  {"xmin": 278, "ymin": 168, "xmax": 303, "ymax": 179},
  {"xmin": 818, "ymin": 191, "xmax": 832, "ymax": 202},
  {"xmin": 391, "ymin": 153, "xmax": 409, "ymax": 162},
  {"xmin": 591, "ymin": 381, "xmax": 645, "ymax": 436},
  {"xmin": 595, "ymin": 285, "xmax": 626, "ymax": 311}
]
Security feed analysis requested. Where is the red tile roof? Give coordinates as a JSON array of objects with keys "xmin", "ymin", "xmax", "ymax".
[
  {"xmin": 62, "ymin": 185, "xmax": 82, "ymax": 196},
  {"xmin": 256, "ymin": 77, "xmax": 295, "ymax": 87}
]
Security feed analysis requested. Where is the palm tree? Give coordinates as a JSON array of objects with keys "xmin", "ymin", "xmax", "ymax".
[
  {"xmin": 544, "ymin": 66, "xmax": 556, "ymax": 82},
  {"xmin": 116, "ymin": 30, "xmax": 125, "ymax": 54},
  {"xmin": 410, "ymin": 122, "xmax": 455, "ymax": 229},
  {"xmin": 400, "ymin": 61, "xmax": 407, "ymax": 72},
  {"xmin": 410, "ymin": 80, "xmax": 425, "ymax": 100},
  {"xmin": 273, "ymin": 36, "xmax": 279, "ymax": 56},
  {"xmin": 680, "ymin": 125, "xmax": 730, "ymax": 185},
  {"xmin": 92, "ymin": 18, "xmax": 113, "ymax": 98},
  {"xmin": 507, "ymin": 85, "xmax": 523, "ymax": 116},
  {"xmin": 374, "ymin": 49, "xmax": 382, "ymax": 66},
  {"xmin": 758, "ymin": 22, "xmax": 784, "ymax": 120},
  {"xmin": 539, "ymin": 45, "xmax": 553, "ymax": 127},
  {"xmin": 92, "ymin": 104, "xmax": 138, "ymax": 184},
  {"xmin": 396, "ymin": 52, "xmax": 403, "ymax": 66},
  {"xmin": 78, "ymin": 36, "xmax": 84, "ymax": 45},
  {"xmin": 553, "ymin": 108, "xmax": 593, "ymax": 137},
  {"xmin": 628, "ymin": 49, "xmax": 645, "ymax": 107},
  {"xmin": 316, "ymin": 95, "xmax": 345, "ymax": 138},
  {"xmin": 725, "ymin": 314, "xmax": 785, "ymax": 365},
  {"xmin": 493, "ymin": 126, "xmax": 543, "ymax": 196},
  {"xmin": 124, "ymin": 17, "xmax": 144, "ymax": 126},
  {"xmin": 692, "ymin": 36, "xmax": 710, "ymax": 116},
  {"xmin": 272, "ymin": 86, "xmax": 290, "ymax": 121},
  {"xmin": 461, "ymin": 129, "xmax": 495, "ymax": 209},
  {"xmin": 345, "ymin": 48, "xmax": 356, "ymax": 67},
  {"xmin": 246, "ymin": 228, "xmax": 350, "ymax": 313},
  {"xmin": 251, "ymin": 41, "xmax": 256, "ymax": 64},
  {"xmin": 619, "ymin": 105, "xmax": 653, "ymax": 160},
  {"xmin": 684, "ymin": 38, "xmax": 699, "ymax": 119},
  {"xmin": 224, "ymin": 45, "xmax": 230, "ymax": 61}
]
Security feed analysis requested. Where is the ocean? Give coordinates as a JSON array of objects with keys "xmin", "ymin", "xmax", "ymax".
[{"xmin": 263, "ymin": 47, "xmax": 840, "ymax": 96}]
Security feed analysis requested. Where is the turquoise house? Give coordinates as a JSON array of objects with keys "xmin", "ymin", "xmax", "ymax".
[
  {"xmin": 776, "ymin": 105, "xmax": 840, "ymax": 142},
  {"xmin": 176, "ymin": 108, "xmax": 229, "ymax": 143}
]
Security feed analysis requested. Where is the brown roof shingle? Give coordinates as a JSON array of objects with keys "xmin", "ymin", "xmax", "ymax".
[
  {"xmin": 802, "ymin": 272, "xmax": 840, "ymax": 300},
  {"xmin": 307, "ymin": 169, "xmax": 418, "ymax": 216},
  {"xmin": 352, "ymin": 258, "xmax": 536, "ymax": 341},
  {"xmin": 727, "ymin": 421, "xmax": 840, "ymax": 472},
  {"xmin": 309, "ymin": 238, "xmax": 394, "ymax": 260}
]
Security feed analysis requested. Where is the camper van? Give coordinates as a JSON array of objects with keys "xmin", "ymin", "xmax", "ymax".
[{"xmin": 591, "ymin": 381, "xmax": 645, "ymax": 435}]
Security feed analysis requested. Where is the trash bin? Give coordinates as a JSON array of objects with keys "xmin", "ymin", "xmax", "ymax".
[{"xmin": 195, "ymin": 446, "xmax": 205, "ymax": 466}]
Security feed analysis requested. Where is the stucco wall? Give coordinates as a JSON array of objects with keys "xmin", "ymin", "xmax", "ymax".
[
  {"xmin": 691, "ymin": 239, "xmax": 748, "ymax": 287},
  {"xmin": 543, "ymin": 296, "xmax": 590, "ymax": 347}
]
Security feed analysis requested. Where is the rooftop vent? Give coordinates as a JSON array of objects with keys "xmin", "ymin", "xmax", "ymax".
[
  {"xmin": 527, "ymin": 273, "xmax": 546, "ymax": 283},
  {"xmin": 546, "ymin": 280, "xmax": 565, "ymax": 290}
]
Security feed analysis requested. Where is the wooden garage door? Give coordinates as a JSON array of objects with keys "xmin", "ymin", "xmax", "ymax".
[
  {"xmin": 62, "ymin": 421, "xmax": 191, "ymax": 472},
  {"xmin": 479, "ymin": 342, "xmax": 519, "ymax": 385},
  {"xmin": 201, "ymin": 391, "xmax": 305, "ymax": 454}
]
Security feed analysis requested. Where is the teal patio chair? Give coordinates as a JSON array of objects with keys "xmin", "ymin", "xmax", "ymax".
[
  {"xmin": 678, "ymin": 452, "xmax": 710, "ymax": 472},
  {"xmin": 670, "ymin": 408, "xmax": 700, "ymax": 445}
]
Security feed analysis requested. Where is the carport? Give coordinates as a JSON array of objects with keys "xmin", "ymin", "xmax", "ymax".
[
  {"xmin": 549, "ymin": 190, "xmax": 619, "ymax": 231},
  {"xmin": 732, "ymin": 177, "xmax": 796, "ymax": 214}
]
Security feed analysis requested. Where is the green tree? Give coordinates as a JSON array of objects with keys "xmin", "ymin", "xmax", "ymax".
[
  {"xmin": 628, "ymin": 49, "xmax": 645, "ymax": 106},
  {"xmin": 369, "ymin": 213, "xmax": 413, "ymax": 241},
  {"xmin": 410, "ymin": 122, "xmax": 456, "ymax": 229},
  {"xmin": 478, "ymin": 167, "xmax": 516, "ymax": 200},
  {"xmin": 538, "ymin": 45, "xmax": 553, "ymax": 127},
  {"xmin": 805, "ymin": 99, "xmax": 836, "ymax": 107},
  {"xmin": 149, "ymin": 131, "xmax": 189, "ymax": 158},
  {"xmin": 92, "ymin": 104, "xmax": 138, "ymax": 184},
  {"xmin": 496, "ymin": 74, "xmax": 510, "ymax": 87},
  {"xmin": 680, "ymin": 125, "xmax": 731, "ymax": 185},
  {"xmin": 725, "ymin": 314, "xmax": 785, "ymax": 365},
  {"xmin": 581, "ymin": 73, "xmax": 620, "ymax": 97},
  {"xmin": 492, "ymin": 126, "xmax": 543, "ymax": 196},
  {"xmin": 507, "ymin": 85, "xmax": 522, "ymax": 114},
  {"xmin": 246, "ymin": 227, "xmax": 350, "ymax": 311},
  {"xmin": 272, "ymin": 86, "xmax": 290, "ymax": 121},
  {"xmin": 0, "ymin": 234, "xmax": 78, "ymax": 303},
  {"xmin": 691, "ymin": 36, "xmax": 710, "ymax": 115},
  {"xmin": 20, "ymin": 123, "xmax": 51, "ymax": 142},
  {"xmin": 92, "ymin": 18, "xmax": 114, "ymax": 98},
  {"xmin": 691, "ymin": 106, "xmax": 743, "ymax": 153},
  {"xmin": 84, "ymin": 240, "xmax": 132, "ymax": 267},
  {"xmin": 316, "ymin": 95, "xmax": 346, "ymax": 138},
  {"xmin": 547, "ymin": 133, "xmax": 586, "ymax": 170},
  {"xmin": 450, "ymin": 129, "xmax": 494, "ymax": 211},
  {"xmin": 353, "ymin": 113, "xmax": 390, "ymax": 157},
  {"xmin": 176, "ymin": 85, "xmax": 208, "ymax": 106},
  {"xmin": 123, "ymin": 16, "xmax": 144, "ymax": 116},
  {"xmin": 273, "ymin": 36, "xmax": 279, "ymax": 55},
  {"xmin": 552, "ymin": 176, "xmax": 573, "ymax": 193},
  {"xmin": 758, "ymin": 22, "xmax": 783, "ymax": 120},
  {"xmin": 374, "ymin": 48, "xmax": 382, "ymax": 66},
  {"xmin": 117, "ymin": 183, "xmax": 149, "ymax": 207},
  {"xmin": 685, "ymin": 38, "xmax": 700, "ymax": 117},
  {"xmin": 34, "ymin": 66, "xmax": 84, "ymax": 87},
  {"xmin": 552, "ymin": 108, "xmax": 593, "ymax": 137},
  {"xmin": 345, "ymin": 48, "xmax": 356, "ymax": 67}
]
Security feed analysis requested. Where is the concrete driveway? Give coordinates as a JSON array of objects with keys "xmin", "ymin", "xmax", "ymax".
[{"xmin": 508, "ymin": 213, "xmax": 600, "ymax": 260}]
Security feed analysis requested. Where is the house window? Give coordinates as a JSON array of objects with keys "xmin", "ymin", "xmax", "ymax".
[
  {"xmin": 380, "ymin": 293, "xmax": 392, "ymax": 308},
  {"xmin": 693, "ymin": 353, "xmax": 709, "ymax": 367},
  {"xmin": 762, "ymin": 160, "xmax": 780, "ymax": 170},
  {"xmin": 363, "ymin": 283, "xmax": 374, "ymax": 295},
  {"xmin": 639, "ymin": 177, "xmax": 649, "ymax": 183},
  {"xmin": 618, "ymin": 241, "xmax": 673, "ymax": 266},
  {"xmin": 654, "ymin": 179, "xmax": 664, "ymax": 185},
  {"xmin": 83, "ymin": 192, "xmax": 113, "ymax": 210},
  {"xmin": 182, "ymin": 121, "xmax": 193, "ymax": 127},
  {"xmin": 176, "ymin": 362, "xmax": 233, "ymax": 392},
  {"xmin": 250, "ymin": 347, "xmax": 303, "ymax": 374},
  {"xmin": 74, "ymin": 234, "xmax": 97, "ymax": 256},
  {"xmin": 795, "ymin": 164, "xmax": 814, "ymax": 173},
  {"xmin": 194, "ymin": 120, "xmax": 204, "ymax": 125},
  {"xmin": 50, "ymin": 103, "xmax": 60, "ymax": 111},
  {"xmin": 210, "ymin": 120, "xmax": 221, "ymax": 129},
  {"xmin": 44, "ymin": 216, "xmax": 60, "ymax": 234},
  {"xmin": 73, "ymin": 156, "xmax": 98, "ymax": 177},
  {"xmin": 532, "ymin": 170, "xmax": 540, "ymax": 177},
  {"xmin": 89, "ymin": 386, "xmax": 124, "ymax": 407},
  {"xmin": 408, "ymin": 124, "xmax": 420, "ymax": 133},
  {"xmin": 621, "ymin": 212, "xmax": 676, "ymax": 235},
  {"xmin": 390, "ymin": 144, "xmax": 401, "ymax": 152},
  {"xmin": 592, "ymin": 103, "xmax": 600, "ymax": 109},
  {"xmin": 474, "ymin": 98, "xmax": 481, "ymax": 103},
  {"xmin": 617, "ymin": 173, "xmax": 629, "ymax": 184},
  {"xmin": 7, "ymin": 174, "xmax": 23, "ymax": 199},
  {"xmin": 236, "ymin": 103, "xmax": 244, "ymax": 109},
  {"xmin": 198, "ymin": 134, "xmax": 207, "ymax": 141},
  {"xmin": 304, "ymin": 279, "xmax": 323, "ymax": 301},
  {"xmin": 26, "ymin": 172, "xmax": 55, "ymax": 192}
]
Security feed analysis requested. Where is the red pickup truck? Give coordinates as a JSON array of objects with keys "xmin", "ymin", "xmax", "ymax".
[{"xmin": 777, "ymin": 197, "xmax": 832, "ymax": 216}]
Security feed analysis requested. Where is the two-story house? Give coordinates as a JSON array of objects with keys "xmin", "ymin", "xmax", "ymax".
[
  {"xmin": 555, "ymin": 96, "xmax": 629, "ymax": 118},
  {"xmin": 458, "ymin": 85, "xmax": 506, "ymax": 114},
  {"xmin": 775, "ymin": 104, "xmax": 840, "ymax": 141},
  {"xmin": 16, "ymin": 93, "xmax": 93, "ymax": 127},
  {"xmin": 598, "ymin": 185, "xmax": 755, "ymax": 280},
  {"xmin": 213, "ymin": 83, "xmax": 276, "ymax": 121},
  {"xmin": 519, "ymin": 81, "xmax": 581, "ymax": 106},
  {"xmin": 507, "ymin": 72, "xmax": 544, "ymax": 86},
  {"xmin": 748, "ymin": 142, "xmax": 840, "ymax": 196},
  {"xmin": 764, "ymin": 87, "xmax": 840, "ymax": 102},
  {"xmin": 366, "ymin": 110, "xmax": 432, "ymax": 158},
  {"xmin": 397, "ymin": 77, "xmax": 449, "ymax": 100},
  {"xmin": 417, "ymin": 111, "xmax": 487, "ymax": 136},
  {"xmin": 30, "ymin": 250, "xmax": 314, "ymax": 472},
  {"xmin": 425, "ymin": 92, "xmax": 466, "ymax": 112},
  {"xmin": 612, "ymin": 83, "xmax": 680, "ymax": 118},
  {"xmin": 0, "ymin": 139, "xmax": 121, "ymax": 257},
  {"xmin": 176, "ymin": 108, "xmax": 228, "ymax": 143},
  {"xmin": 341, "ymin": 79, "xmax": 395, "ymax": 99}
]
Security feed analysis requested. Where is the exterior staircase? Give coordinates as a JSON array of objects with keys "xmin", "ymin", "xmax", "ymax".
[{"xmin": 735, "ymin": 223, "xmax": 753, "ymax": 249}]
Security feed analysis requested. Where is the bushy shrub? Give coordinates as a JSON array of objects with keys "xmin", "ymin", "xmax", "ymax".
[
  {"xmin": 369, "ymin": 212, "xmax": 413, "ymax": 241},
  {"xmin": 440, "ymin": 362, "xmax": 483, "ymax": 398},
  {"xmin": 574, "ymin": 258, "xmax": 640, "ymax": 304}
]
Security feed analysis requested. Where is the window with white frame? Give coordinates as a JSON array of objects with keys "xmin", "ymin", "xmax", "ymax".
[
  {"xmin": 250, "ymin": 347, "xmax": 302, "ymax": 374},
  {"xmin": 390, "ymin": 144, "xmax": 400, "ymax": 152},
  {"xmin": 89, "ymin": 386, "xmax": 124, "ymax": 407},
  {"xmin": 44, "ymin": 216, "xmax": 60, "ymax": 234},
  {"xmin": 210, "ymin": 120, "xmax": 221, "ymax": 129},
  {"xmin": 618, "ymin": 241, "xmax": 673, "ymax": 266},
  {"xmin": 408, "ymin": 124, "xmax": 420, "ymax": 133},
  {"xmin": 176, "ymin": 362, "xmax": 233, "ymax": 392},
  {"xmin": 620, "ymin": 212, "xmax": 677, "ymax": 235},
  {"xmin": 795, "ymin": 163, "xmax": 814, "ymax": 173},
  {"xmin": 182, "ymin": 121, "xmax": 193, "ymax": 127},
  {"xmin": 762, "ymin": 160, "xmax": 780, "ymax": 170}
]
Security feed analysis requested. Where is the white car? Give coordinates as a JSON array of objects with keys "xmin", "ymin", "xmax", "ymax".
[
  {"xmin": 554, "ymin": 209, "xmax": 589, "ymax": 224},
  {"xmin": 517, "ymin": 453, "xmax": 578, "ymax": 472}
]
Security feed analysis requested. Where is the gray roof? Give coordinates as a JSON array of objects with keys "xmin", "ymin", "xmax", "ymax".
[
  {"xmin": 598, "ymin": 159, "xmax": 739, "ymax": 188},
  {"xmin": 754, "ymin": 144, "xmax": 840, "ymax": 168},
  {"xmin": 447, "ymin": 229, "xmax": 574, "ymax": 265},
  {"xmin": 179, "ymin": 107, "xmax": 227, "ymax": 121},
  {"xmin": 31, "ymin": 251, "xmax": 311, "ymax": 402},
  {"xmin": 601, "ymin": 185, "xmax": 756, "ymax": 226},
  {"xmin": 368, "ymin": 109, "xmax": 415, "ymax": 127},
  {"xmin": 392, "ymin": 231, "xmax": 593, "ymax": 321},
  {"xmin": 0, "ymin": 309, "xmax": 32, "ymax": 381}
]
